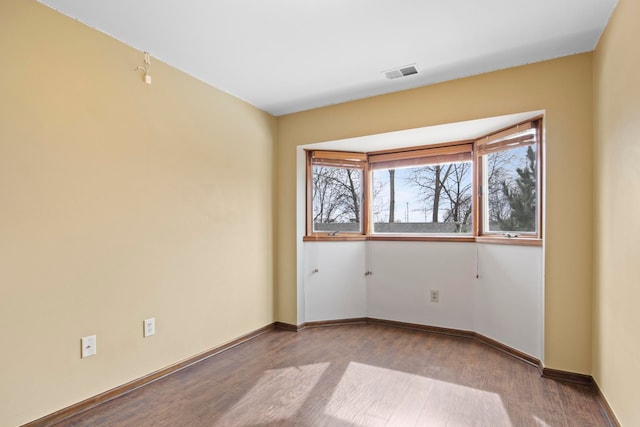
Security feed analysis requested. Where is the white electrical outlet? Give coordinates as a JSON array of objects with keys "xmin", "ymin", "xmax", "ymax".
[
  {"xmin": 430, "ymin": 290, "xmax": 440, "ymax": 303},
  {"xmin": 81, "ymin": 335, "xmax": 97, "ymax": 358},
  {"xmin": 143, "ymin": 318, "xmax": 155, "ymax": 337}
]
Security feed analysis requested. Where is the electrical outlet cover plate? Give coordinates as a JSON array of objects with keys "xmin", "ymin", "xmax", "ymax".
[
  {"xmin": 81, "ymin": 335, "xmax": 96, "ymax": 358},
  {"xmin": 430, "ymin": 290, "xmax": 439, "ymax": 303},
  {"xmin": 144, "ymin": 318, "xmax": 155, "ymax": 337}
]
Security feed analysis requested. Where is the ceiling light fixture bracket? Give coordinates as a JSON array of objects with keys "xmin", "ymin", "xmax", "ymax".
[{"xmin": 135, "ymin": 52, "xmax": 152, "ymax": 84}]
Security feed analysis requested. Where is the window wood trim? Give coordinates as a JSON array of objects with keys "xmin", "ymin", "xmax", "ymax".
[
  {"xmin": 476, "ymin": 120, "xmax": 538, "ymax": 155},
  {"xmin": 307, "ymin": 150, "xmax": 368, "ymax": 239},
  {"xmin": 305, "ymin": 151, "xmax": 313, "ymax": 236},
  {"xmin": 369, "ymin": 144, "xmax": 472, "ymax": 170},
  {"xmin": 304, "ymin": 236, "xmax": 543, "ymax": 245},
  {"xmin": 476, "ymin": 119, "xmax": 543, "ymax": 240},
  {"xmin": 305, "ymin": 119, "xmax": 543, "ymax": 246},
  {"xmin": 367, "ymin": 139, "xmax": 473, "ymax": 156},
  {"xmin": 368, "ymin": 235, "xmax": 476, "ymax": 243},
  {"xmin": 303, "ymin": 235, "xmax": 368, "ymax": 242},
  {"xmin": 475, "ymin": 236, "xmax": 543, "ymax": 247},
  {"xmin": 310, "ymin": 150, "xmax": 367, "ymax": 168},
  {"xmin": 536, "ymin": 120, "xmax": 544, "ymax": 239}
]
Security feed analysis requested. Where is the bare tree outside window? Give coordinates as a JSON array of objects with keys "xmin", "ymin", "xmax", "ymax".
[
  {"xmin": 312, "ymin": 165, "xmax": 362, "ymax": 232},
  {"xmin": 372, "ymin": 160, "xmax": 472, "ymax": 234}
]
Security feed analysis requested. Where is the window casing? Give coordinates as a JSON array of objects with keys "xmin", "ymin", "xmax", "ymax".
[
  {"xmin": 305, "ymin": 118, "xmax": 542, "ymax": 244},
  {"xmin": 307, "ymin": 151, "xmax": 367, "ymax": 238},
  {"xmin": 369, "ymin": 144, "xmax": 473, "ymax": 235},
  {"xmin": 476, "ymin": 119, "xmax": 542, "ymax": 239}
]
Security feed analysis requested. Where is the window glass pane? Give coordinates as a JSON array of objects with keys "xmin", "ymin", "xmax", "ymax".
[
  {"xmin": 372, "ymin": 161, "xmax": 472, "ymax": 234},
  {"xmin": 312, "ymin": 165, "xmax": 362, "ymax": 233},
  {"xmin": 484, "ymin": 144, "xmax": 537, "ymax": 233}
]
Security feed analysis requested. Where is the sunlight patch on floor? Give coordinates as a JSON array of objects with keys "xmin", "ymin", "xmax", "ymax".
[
  {"xmin": 325, "ymin": 362, "xmax": 512, "ymax": 427},
  {"xmin": 533, "ymin": 415, "xmax": 553, "ymax": 426},
  {"xmin": 212, "ymin": 362, "xmax": 329, "ymax": 426}
]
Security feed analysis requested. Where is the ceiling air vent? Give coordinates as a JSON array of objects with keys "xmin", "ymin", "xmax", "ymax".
[{"xmin": 384, "ymin": 65, "xmax": 418, "ymax": 80}]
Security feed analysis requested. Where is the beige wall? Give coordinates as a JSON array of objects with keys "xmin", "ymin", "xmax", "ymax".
[
  {"xmin": 6, "ymin": 0, "xmax": 629, "ymax": 425},
  {"xmin": 277, "ymin": 54, "xmax": 594, "ymax": 374},
  {"xmin": 594, "ymin": 0, "xmax": 640, "ymax": 425},
  {"xmin": 0, "ymin": 1, "xmax": 276, "ymax": 425}
]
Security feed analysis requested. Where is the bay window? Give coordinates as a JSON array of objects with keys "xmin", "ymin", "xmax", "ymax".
[{"xmin": 305, "ymin": 118, "xmax": 542, "ymax": 244}]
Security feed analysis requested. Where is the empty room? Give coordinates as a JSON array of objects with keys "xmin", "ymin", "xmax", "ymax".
[{"xmin": 1, "ymin": 0, "xmax": 638, "ymax": 426}]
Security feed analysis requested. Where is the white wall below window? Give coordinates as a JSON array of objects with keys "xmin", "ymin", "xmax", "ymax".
[
  {"xmin": 301, "ymin": 241, "xmax": 543, "ymax": 360},
  {"xmin": 367, "ymin": 241, "xmax": 476, "ymax": 331},
  {"xmin": 474, "ymin": 243, "xmax": 543, "ymax": 359},
  {"xmin": 303, "ymin": 242, "xmax": 367, "ymax": 322}
]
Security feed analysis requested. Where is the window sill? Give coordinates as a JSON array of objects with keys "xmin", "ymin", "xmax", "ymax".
[
  {"xmin": 304, "ymin": 235, "xmax": 474, "ymax": 243},
  {"xmin": 475, "ymin": 236, "xmax": 542, "ymax": 247},
  {"xmin": 368, "ymin": 235, "xmax": 475, "ymax": 243},
  {"xmin": 303, "ymin": 235, "xmax": 367, "ymax": 242},
  {"xmin": 303, "ymin": 234, "xmax": 542, "ymax": 246}
]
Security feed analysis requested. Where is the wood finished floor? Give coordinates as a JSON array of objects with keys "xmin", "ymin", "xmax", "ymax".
[{"xmin": 55, "ymin": 324, "xmax": 610, "ymax": 427}]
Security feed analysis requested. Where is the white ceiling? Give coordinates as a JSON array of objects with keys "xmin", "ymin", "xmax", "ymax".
[
  {"xmin": 38, "ymin": 0, "xmax": 617, "ymax": 116},
  {"xmin": 304, "ymin": 110, "xmax": 543, "ymax": 152}
]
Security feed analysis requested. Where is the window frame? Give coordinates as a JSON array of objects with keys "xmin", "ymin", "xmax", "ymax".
[
  {"xmin": 475, "ymin": 119, "xmax": 543, "ymax": 244},
  {"xmin": 368, "ymin": 142, "xmax": 475, "ymax": 237},
  {"xmin": 305, "ymin": 150, "xmax": 369, "ymax": 240},
  {"xmin": 304, "ymin": 118, "xmax": 543, "ymax": 246}
]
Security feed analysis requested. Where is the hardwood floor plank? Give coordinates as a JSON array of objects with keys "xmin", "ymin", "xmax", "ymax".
[{"xmin": 53, "ymin": 324, "xmax": 611, "ymax": 427}]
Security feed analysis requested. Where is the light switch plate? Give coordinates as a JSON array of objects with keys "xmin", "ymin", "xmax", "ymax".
[{"xmin": 144, "ymin": 318, "xmax": 155, "ymax": 337}]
